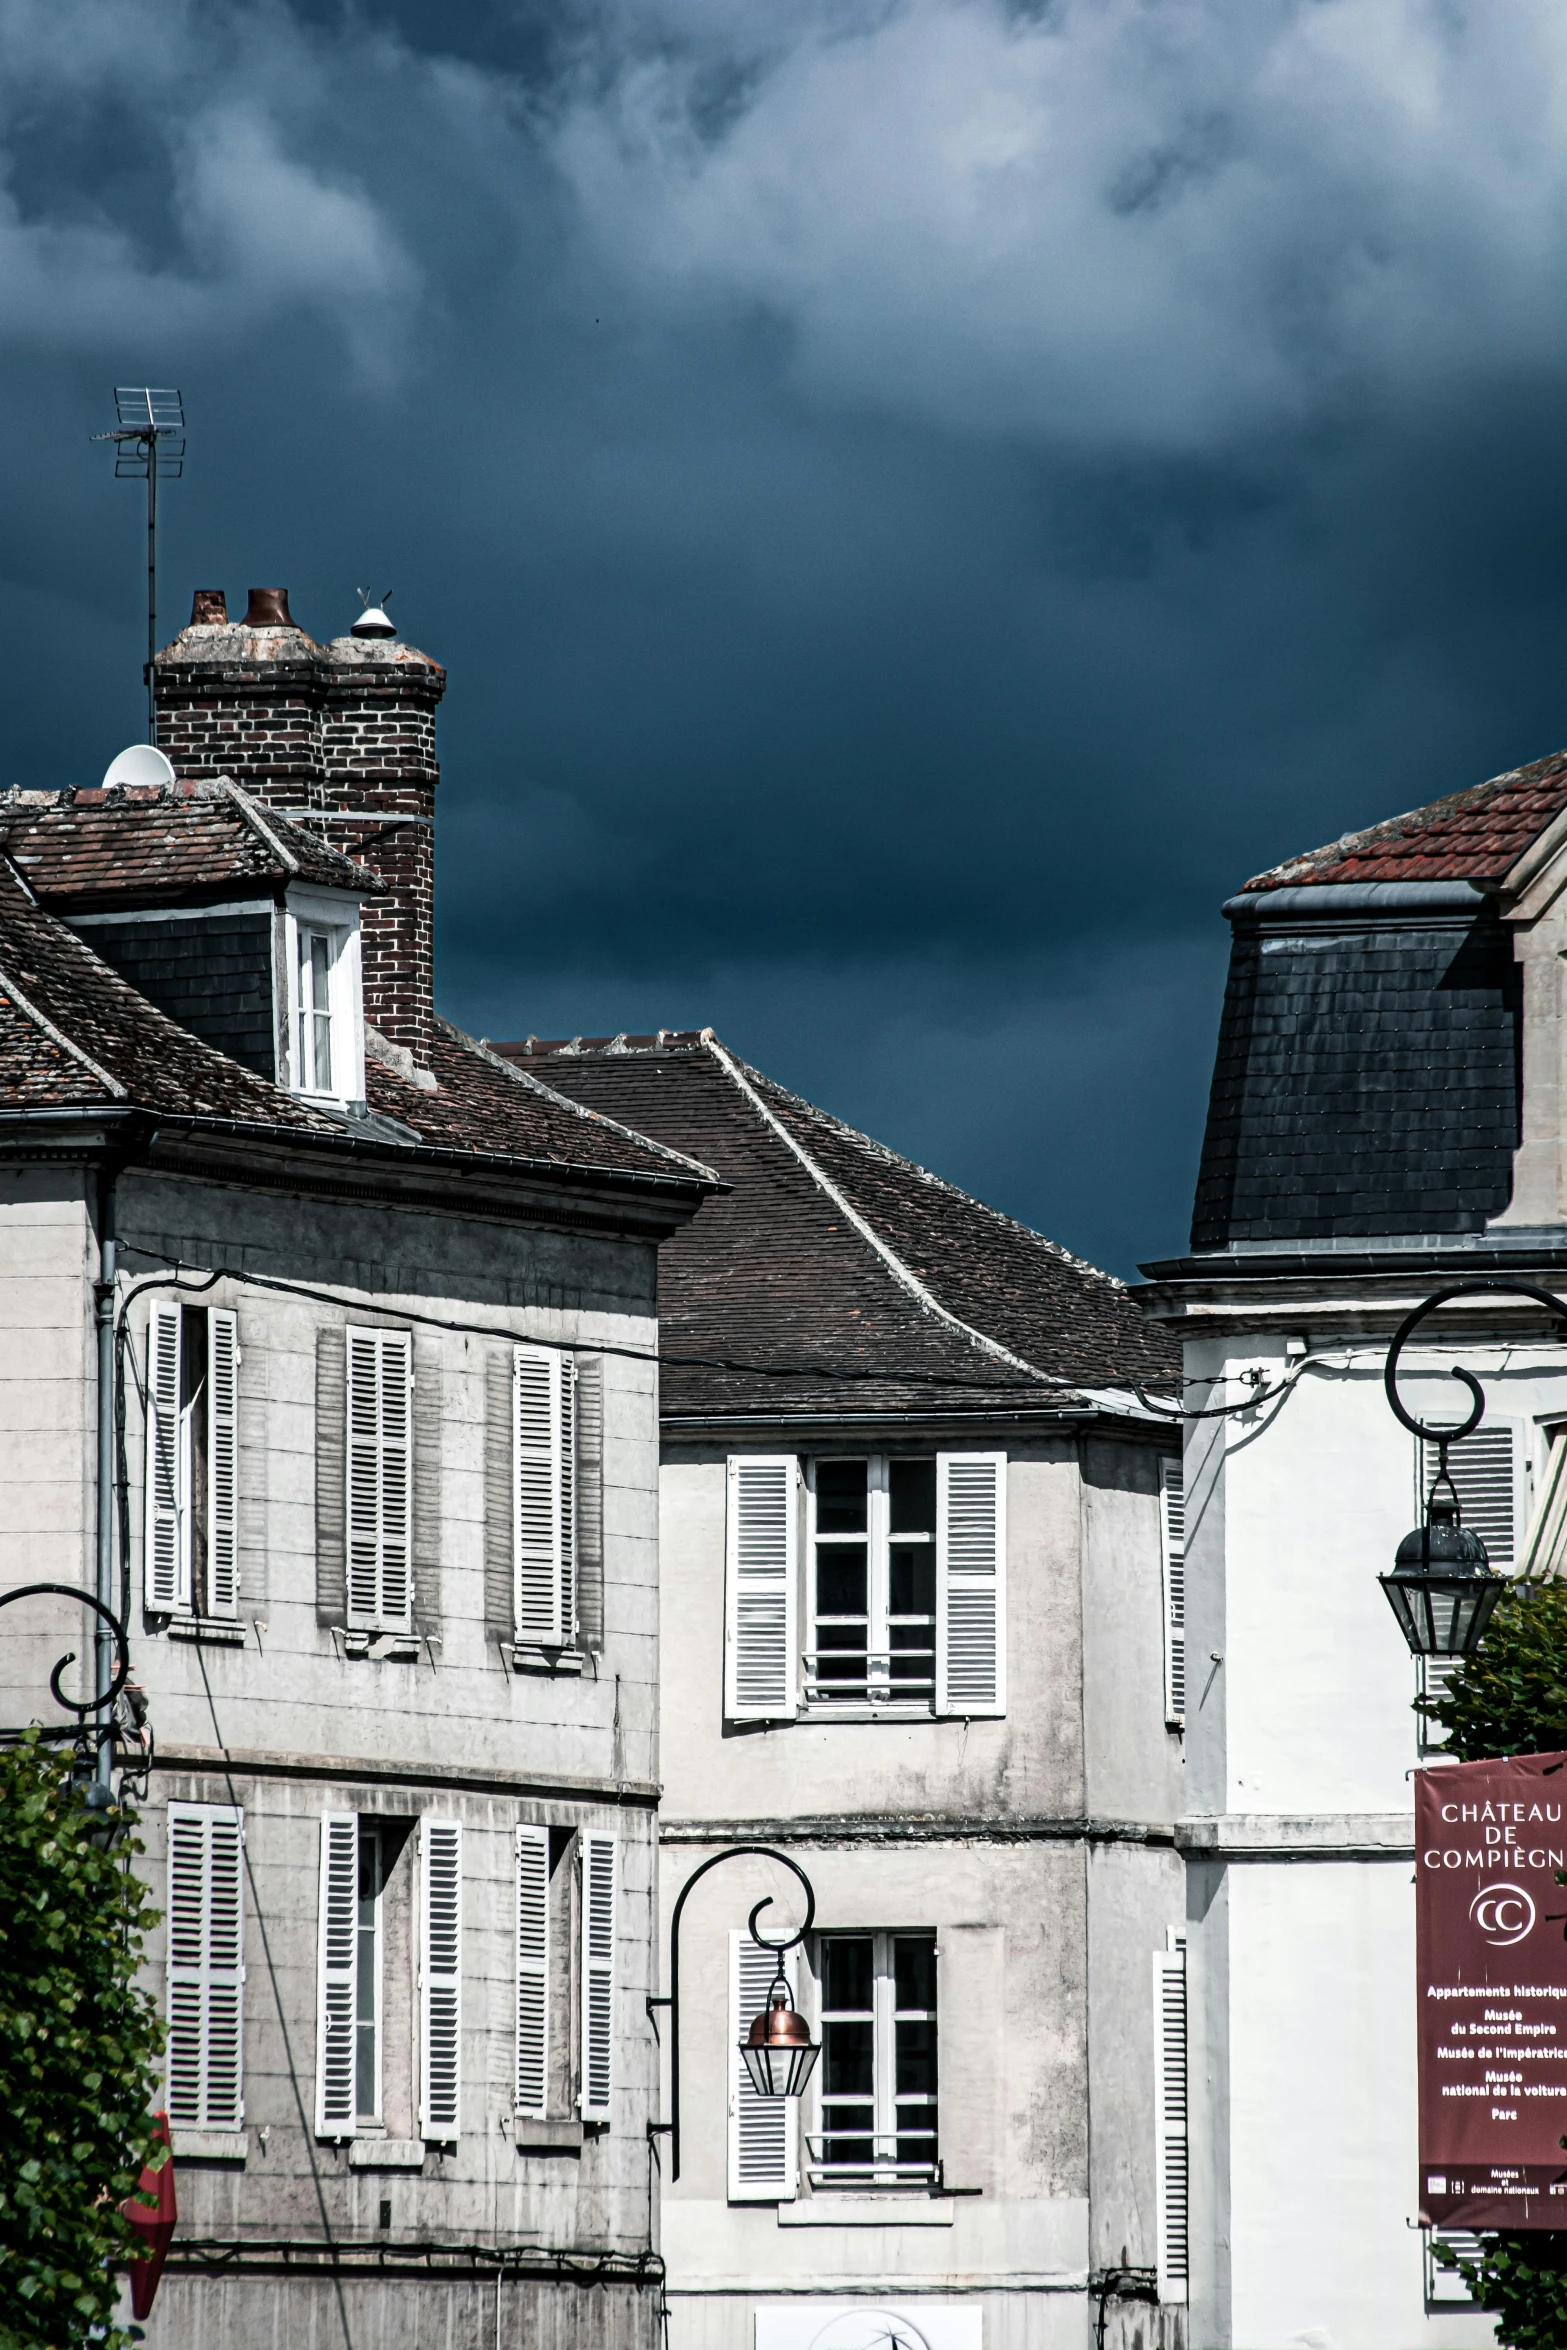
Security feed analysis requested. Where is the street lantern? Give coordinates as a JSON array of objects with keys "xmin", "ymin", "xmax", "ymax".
[
  {"xmin": 1379, "ymin": 1476, "xmax": 1503, "ymax": 1657},
  {"xmin": 740, "ymin": 1968, "xmax": 821, "ymax": 2099}
]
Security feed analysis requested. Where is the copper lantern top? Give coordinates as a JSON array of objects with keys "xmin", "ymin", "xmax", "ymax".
[{"xmin": 740, "ymin": 1978, "xmax": 820, "ymax": 2100}]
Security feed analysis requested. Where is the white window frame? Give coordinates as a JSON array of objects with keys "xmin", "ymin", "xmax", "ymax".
[
  {"xmin": 804, "ymin": 1457, "xmax": 937, "ymax": 1714},
  {"xmin": 808, "ymin": 1930, "xmax": 938, "ymax": 2192},
  {"xmin": 284, "ymin": 886, "xmax": 364, "ymax": 1106},
  {"xmin": 354, "ymin": 1821, "xmax": 386, "ymax": 2129}
]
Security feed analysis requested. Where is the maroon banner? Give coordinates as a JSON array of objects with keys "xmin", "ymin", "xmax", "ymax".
[{"xmin": 1418, "ymin": 1753, "xmax": 1567, "ymax": 2228}]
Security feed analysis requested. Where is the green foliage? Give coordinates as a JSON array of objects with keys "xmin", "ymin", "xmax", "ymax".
[
  {"xmin": 0, "ymin": 1734, "xmax": 163, "ymax": 2349},
  {"xmin": 1424, "ymin": 1581, "xmax": 1567, "ymax": 2345}
]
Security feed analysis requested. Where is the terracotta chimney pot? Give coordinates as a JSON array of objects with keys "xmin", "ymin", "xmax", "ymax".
[
  {"xmin": 242, "ymin": 587, "xmax": 295, "ymax": 629},
  {"xmin": 189, "ymin": 589, "xmax": 227, "ymax": 626}
]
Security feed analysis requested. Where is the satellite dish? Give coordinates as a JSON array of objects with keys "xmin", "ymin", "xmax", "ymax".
[{"xmin": 101, "ymin": 743, "xmax": 176, "ymax": 790}]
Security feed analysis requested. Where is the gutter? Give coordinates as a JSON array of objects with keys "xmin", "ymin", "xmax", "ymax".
[{"xmin": 1223, "ymin": 879, "xmax": 1495, "ymax": 923}]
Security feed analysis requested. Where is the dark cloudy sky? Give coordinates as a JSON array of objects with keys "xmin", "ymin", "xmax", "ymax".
[{"xmin": 3, "ymin": 0, "xmax": 1566, "ymax": 1276}]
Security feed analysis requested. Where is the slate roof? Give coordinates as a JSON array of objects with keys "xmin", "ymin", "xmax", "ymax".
[
  {"xmin": 1244, "ymin": 748, "xmax": 1567, "ymax": 892},
  {"xmin": 0, "ymin": 781, "xmax": 379, "ymax": 911},
  {"xmin": 494, "ymin": 1031, "xmax": 1179, "ymax": 1419}
]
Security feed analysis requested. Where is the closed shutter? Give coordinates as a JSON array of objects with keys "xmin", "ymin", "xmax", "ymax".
[
  {"xmin": 346, "ymin": 1328, "xmax": 413, "ymax": 1629},
  {"xmin": 166, "ymin": 1803, "xmax": 244, "ymax": 2129},
  {"xmin": 145, "ymin": 1303, "xmax": 186, "ymax": 1612},
  {"xmin": 515, "ymin": 1824, "xmax": 550, "ymax": 2119},
  {"xmin": 1160, "ymin": 1457, "xmax": 1186, "ymax": 1727},
  {"xmin": 315, "ymin": 1813, "xmax": 358, "ymax": 2135},
  {"xmin": 724, "ymin": 1456, "xmax": 799, "ymax": 1721},
  {"xmin": 935, "ymin": 1452, "xmax": 1006, "ymax": 1716},
  {"xmin": 579, "ymin": 1830, "xmax": 616, "ymax": 2121},
  {"xmin": 1154, "ymin": 1942, "xmax": 1189, "ymax": 2306},
  {"xmin": 728, "ymin": 1932, "xmax": 798, "ymax": 2201},
  {"xmin": 1421, "ymin": 1422, "xmax": 1520, "ymax": 1569},
  {"xmin": 420, "ymin": 1819, "xmax": 462, "ymax": 2140},
  {"xmin": 514, "ymin": 1346, "xmax": 576, "ymax": 1645},
  {"xmin": 206, "ymin": 1310, "xmax": 240, "ymax": 1617}
]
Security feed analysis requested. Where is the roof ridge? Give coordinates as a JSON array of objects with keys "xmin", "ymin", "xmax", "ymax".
[
  {"xmin": 436, "ymin": 1019, "xmax": 721, "ymax": 1183},
  {"xmin": 0, "ymin": 872, "xmax": 127, "ymax": 1099},
  {"xmin": 701, "ymin": 1033, "xmax": 1057, "ymax": 1386},
  {"xmin": 220, "ymin": 778, "xmax": 301, "ymax": 877}
]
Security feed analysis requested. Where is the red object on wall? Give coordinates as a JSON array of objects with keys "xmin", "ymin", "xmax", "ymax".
[
  {"xmin": 122, "ymin": 2112, "xmax": 177, "ymax": 2318},
  {"xmin": 1417, "ymin": 1754, "xmax": 1567, "ymax": 2230}
]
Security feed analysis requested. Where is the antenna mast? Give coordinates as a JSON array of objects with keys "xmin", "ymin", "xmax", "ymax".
[{"xmin": 92, "ymin": 389, "xmax": 186, "ymax": 743}]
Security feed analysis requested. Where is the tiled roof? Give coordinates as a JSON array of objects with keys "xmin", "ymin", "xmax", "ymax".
[
  {"xmin": 0, "ymin": 781, "xmax": 379, "ymax": 911},
  {"xmin": 1244, "ymin": 749, "xmax": 1567, "ymax": 892},
  {"xmin": 495, "ymin": 1031, "xmax": 1179, "ymax": 1417}
]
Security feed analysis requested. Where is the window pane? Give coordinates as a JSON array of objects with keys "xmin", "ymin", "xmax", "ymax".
[
  {"xmin": 889, "ymin": 1459, "xmax": 936, "ymax": 1535},
  {"xmin": 895, "ymin": 2016, "xmax": 937, "ymax": 2097},
  {"xmin": 815, "ymin": 1460, "xmax": 868, "ymax": 1533},
  {"xmin": 821, "ymin": 1935, "xmax": 874, "ymax": 2014},
  {"xmin": 889, "ymin": 1547, "xmax": 935, "ymax": 1618},
  {"xmin": 894, "ymin": 1935, "xmax": 937, "ymax": 2012},
  {"xmin": 816, "ymin": 1544, "xmax": 867, "ymax": 1617},
  {"xmin": 823, "ymin": 2019, "xmax": 874, "ymax": 2097}
]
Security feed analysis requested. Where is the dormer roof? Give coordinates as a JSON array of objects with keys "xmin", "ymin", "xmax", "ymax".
[
  {"xmin": 1243, "ymin": 748, "xmax": 1567, "ymax": 895},
  {"xmin": 0, "ymin": 780, "xmax": 379, "ymax": 913}
]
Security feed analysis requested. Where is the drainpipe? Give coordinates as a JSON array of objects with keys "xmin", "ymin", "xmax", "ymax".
[{"xmin": 94, "ymin": 1160, "xmax": 118, "ymax": 1787}]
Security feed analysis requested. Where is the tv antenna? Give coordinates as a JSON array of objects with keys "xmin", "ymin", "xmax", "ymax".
[{"xmin": 92, "ymin": 389, "xmax": 185, "ymax": 742}]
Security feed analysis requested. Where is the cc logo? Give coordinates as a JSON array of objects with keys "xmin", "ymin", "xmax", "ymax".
[{"xmin": 1470, "ymin": 1884, "xmax": 1537, "ymax": 1947}]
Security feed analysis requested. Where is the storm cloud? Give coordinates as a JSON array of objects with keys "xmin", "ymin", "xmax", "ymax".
[{"xmin": 2, "ymin": 0, "xmax": 1565, "ymax": 1270}]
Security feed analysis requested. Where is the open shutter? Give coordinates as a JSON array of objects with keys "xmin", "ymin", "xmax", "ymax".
[
  {"xmin": 514, "ymin": 1346, "xmax": 575, "ymax": 1645},
  {"xmin": 420, "ymin": 1819, "xmax": 462, "ymax": 2140},
  {"xmin": 166, "ymin": 1803, "xmax": 244, "ymax": 2129},
  {"xmin": 515, "ymin": 1824, "xmax": 550, "ymax": 2119},
  {"xmin": 579, "ymin": 1830, "xmax": 616, "ymax": 2122},
  {"xmin": 145, "ymin": 1303, "xmax": 186, "ymax": 1611},
  {"xmin": 1421, "ymin": 1421, "xmax": 1520, "ymax": 1570},
  {"xmin": 316, "ymin": 1813, "xmax": 357, "ymax": 2135},
  {"xmin": 936, "ymin": 1452, "xmax": 1006, "ymax": 1717},
  {"xmin": 724, "ymin": 1456, "xmax": 799, "ymax": 1721},
  {"xmin": 1154, "ymin": 1941, "xmax": 1189, "ymax": 2306},
  {"xmin": 728, "ymin": 1932, "xmax": 798, "ymax": 2201},
  {"xmin": 1160, "ymin": 1457, "xmax": 1186, "ymax": 1728},
  {"xmin": 206, "ymin": 1310, "xmax": 240, "ymax": 1618},
  {"xmin": 346, "ymin": 1329, "xmax": 412, "ymax": 1630}
]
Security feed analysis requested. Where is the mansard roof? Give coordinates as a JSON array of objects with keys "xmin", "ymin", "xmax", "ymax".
[
  {"xmin": 496, "ymin": 1030, "xmax": 1179, "ymax": 1420},
  {"xmin": 0, "ymin": 780, "xmax": 379, "ymax": 911},
  {"xmin": 1243, "ymin": 748, "xmax": 1567, "ymax": 894}
]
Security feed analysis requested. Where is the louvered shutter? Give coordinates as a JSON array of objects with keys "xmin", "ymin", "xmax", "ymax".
[
  {"xmin": 1421, "ymin": 1422, "xmax": 1520, "ymax": 1570},
  {"xmin": 166, "ymin": 1803, "xmax": 244, "ymax": 2129},
  {"xmin": 514, "ymin": 1347, "xmax": 576, "ymax": 1645},
  {"xmin": 420, "ymin": 1819, "xmax": 462, "ymax": 2140},
  {"xmin": 346, "ymin": 1329, "xmax": 412, "ymax": 1629},
  {"xmin": 145, "ymin": 1303, "xmax": 186, "ymax": 1611},
  {"xmin": 724, "ymin": 1457, "xmax": 799, "ymax": 1721},
  {"xmin": 1160, "ymin": 1457, "xmax": 1186, "ymax": 1728},
  {"xmin": 206, "ymin": 1310, "xmax": 240, "ymax": 1617},
  {"xmin": 515, "ymin": 1824, "xmax": 550, "ymax": 2119},
  {"xmin": 728, "ymin": 1933, "xmax": 798, "ymax": 2201},
  {"xmin": 1154, "ymin": 1943, "xmax": 1189, "ymax": 2306},
  {"xmin": 936, "ymin": 1452, "xmax": 1006, "ymax": 1717},
  {"xmin": 316, "ymin": 1814, "xmax": 358, "ymax": 2134},
  {"xmin": 579, "ymin": 1831, "xmax": 616, "ymax": 2122}
]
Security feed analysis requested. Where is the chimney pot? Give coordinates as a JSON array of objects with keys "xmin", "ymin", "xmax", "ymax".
[
  {"xmin": 189, "ymin": 589, "xmax": 228, "ymax": 626},
  {"xmin": 242, "ymin": 587, "xmax": 295, "ymax": 629}
]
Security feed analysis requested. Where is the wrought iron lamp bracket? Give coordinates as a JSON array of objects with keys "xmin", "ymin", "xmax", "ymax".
[
  {"xmin": 1384, "ymin": 1279, "xmax": 1567, "ymax": 1448},
  {"xmin": 0, "ymin": 1582, "xmax": 130, "ymax": 1743}
]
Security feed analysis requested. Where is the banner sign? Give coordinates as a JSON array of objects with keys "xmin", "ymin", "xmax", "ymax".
[{"xmin": 1418, "ymin": 1752, "xmax": 1567, "ymax": 2230}]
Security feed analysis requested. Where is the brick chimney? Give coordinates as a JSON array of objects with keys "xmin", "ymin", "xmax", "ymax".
[{"xmin": 153, "ymin": 588, "xmax": 447, "ymax": 1055}]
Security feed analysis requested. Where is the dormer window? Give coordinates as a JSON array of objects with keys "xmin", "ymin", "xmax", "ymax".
[{"xmin": 284, "ymin": 888, "xmax": 365, "ymax": 1105}]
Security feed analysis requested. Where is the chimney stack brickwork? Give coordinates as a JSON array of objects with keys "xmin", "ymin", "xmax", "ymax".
[{"xmin": 153, "ymin": 591, "xmax": 447, "ymax": 1057}]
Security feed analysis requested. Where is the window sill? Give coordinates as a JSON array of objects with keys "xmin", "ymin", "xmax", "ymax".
[
  {"xmin": 511, "ymin": 1644, "xmax": 586, "ymax": 1677},
  {"xmin": 171, "ymin": 2130, "xmax": 249, "ymax": 2162},
  {"xmin": 347, "ymin": 2139, "xmax": 425, "ymax": 2170},
  {"xmin": 778, "ymin": 2197, "xmax": 955, "ymax": 2227},
  {"xmin": 167, "ymin": 1618, "xmax": 248, "ymax": 1647},
  {"xmin": 512, "ymin": 2117, "xmax": 584, "ymax": 2153},
  {"xmin": 800, "ymin": 1703, "xmax": 935, "ymax": 1723}
]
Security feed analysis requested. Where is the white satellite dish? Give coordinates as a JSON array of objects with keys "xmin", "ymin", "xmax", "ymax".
[{"xmin": 101, "ymin": 743, "xmax": 176, "ymax": 790}]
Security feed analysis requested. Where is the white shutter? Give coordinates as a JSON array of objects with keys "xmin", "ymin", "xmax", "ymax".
[
  {"xmin": 145, "ymin": 1303, "xmax": 186, "ymax": 1612},
  {"xmin": 724, "ymin": 1456, "xmax": 799, "ymax": 1721},
  {"xmin": 515, "ymin": 1824, "xmax": 550, "ymax": 2120},
  {"xmin": 346, "ymin": 1328, "xmax": 412, "ymax": 1630},
  {"xmin": 316, "ymin": 1813, "xmax": 358, "ymax": 2135},
  {"xmin": 166, "ymin": 1803, "xmax": 244, "ymax": 2129},
  {"xmin": 579, "ymin": 1830, "xmax": 616, "ymax": 2122},
  {"xmin": 1160, "ymin": 1457, "xmax": 1186, "ymax": 1728},
  {"xmin": 514, "ymin": 1346, "xmax": 576, "ymax": 1645},
  {"xmin": 936, "ymin": 1452, "xmax": 1006, "ymax": 1716},
  {"xmin": 728, "ymin": 1932, "xmax": 798, "ymax": 2201},
  {"xmin": 1154, "ymin": 1942, "xmax": 1189, "ymax": 2306},
  {"xmin": 420, "ymin": 1818, "xmax": 462, "ymax": 2140},
  {"xmin": 206, "ymin": 1309, "xmax": 240, "ymax": 1618},
  {"xmin": 1421, "ymin": 1421, "xmax": 1520, "ymax": 1569}
]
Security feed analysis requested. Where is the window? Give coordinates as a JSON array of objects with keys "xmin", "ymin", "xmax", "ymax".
[
  {"xmin": 317, "ymin": 1814, "xmax": 415, "ymax": 2138},
  {"xmin": 284, "ymin": 893, "xmax": 363, "ymax": 1104},
  {"xmin": 144, "ymin": 1302, "xmax": 239, "ymax": 1619},
  {"xmin": 346, "ymin": 1328, "xmax": 412, "ymax": 1633},
  {"xmin": 166, "ymin": 1803, "xmax": 244, "ymax": 2130},
  {"xmin": 355, "ymin": 1824, "xmax": 386, "ymax": 2124},
  {"xmin": 297, "ymin": 925, "xmax": 337, "ymax": 1093},
  {"xmin": 807, "ymin": 1459, "xmax": 937, "ymax": 1708},
  {"xmin": 811, "ymin": 1933, "xmax": 937, "ymax": 2189}
]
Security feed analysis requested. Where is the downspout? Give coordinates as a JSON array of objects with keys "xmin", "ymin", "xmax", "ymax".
[{"xmin": 94, "ymin": 1159, "xmax": 118, "ymax": 1786}]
